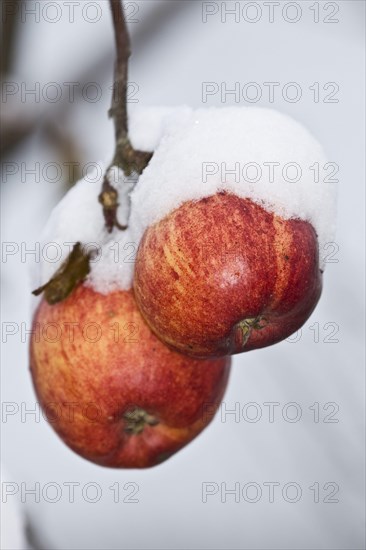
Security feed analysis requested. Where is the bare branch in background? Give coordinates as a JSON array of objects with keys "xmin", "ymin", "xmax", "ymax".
[{"xmin": 1, "ymin": 0, "xmax": 19, "ymax": 76}]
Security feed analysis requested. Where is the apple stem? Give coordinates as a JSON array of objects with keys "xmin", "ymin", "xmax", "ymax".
[
  {"xmin": 99, "ymin": 0, "xmax": 153, "ymax": 233},
  {"xmin": 237, "ymin": 316, "xmax": 267, "ymax": 346},
  {"xmin": 123, "ymin": 407, "xmax": 159, "ymax": 435}
]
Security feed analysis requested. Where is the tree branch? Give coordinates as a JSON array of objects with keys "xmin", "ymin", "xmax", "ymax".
[
  {"xmin": 33, "ymin": 0, "xmax": 154, "ymax": 304},
  {"xmin": 109, "ymin": 0, "xmax": 130, "ymax": 147},
  {"xmin": 99, "ymin": 0, "xmax": 152, "ymax": 233},
  {"xmin": 1, "ymin": 0, "xmax": 20, "ymax": 77}
]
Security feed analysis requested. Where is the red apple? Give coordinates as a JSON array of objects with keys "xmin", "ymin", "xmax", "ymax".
[
  {"xmin": 30, "ymin": 286, "xmax": 231, "ymax": 468},
  {"xmin": 134, "ymin": 192, "xmax": 322, "ymax": 358}
]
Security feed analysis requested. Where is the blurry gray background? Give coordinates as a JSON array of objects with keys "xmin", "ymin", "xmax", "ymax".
[{"xmin": 1, "ymin": 1, "xmax": 365, "ymax": 549}]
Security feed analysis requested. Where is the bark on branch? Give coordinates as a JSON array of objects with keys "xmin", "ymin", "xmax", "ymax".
[{"xmin": 99, "ymin": 0, "xmax": 152, "ymax": 233}]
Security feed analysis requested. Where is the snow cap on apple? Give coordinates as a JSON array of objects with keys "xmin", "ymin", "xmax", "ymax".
[
  {"xmin": 32, "ymin": 106, "xmax": 182, "ymax": 298},
  {"xmin": 131, "ymin": 106, "xmax": 337, "ymax": 357},
  {"xmin": 130, "ymin": 106, "xmax": 337, "ymax": 266},
  {"xmin": 35, "ymin": 106, "xmax": 336, "ymax": 293},
  {"xmin": 33, "ymin": 106, "xmax": 337, "ymax": 358}
]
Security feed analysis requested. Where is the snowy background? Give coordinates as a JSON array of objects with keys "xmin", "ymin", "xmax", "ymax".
[{"xmin": 1, "ymin": 1, "xmax": 365, "ymax": 549}]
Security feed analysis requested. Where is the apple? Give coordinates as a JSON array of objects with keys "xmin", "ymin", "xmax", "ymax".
[
  {"xmin": 30, "ymin": 286, "xmax": 231, "ymax": 468},
  {"xmin": 134, "ymin": 192, "xmax": 322, "ymax": 358}
]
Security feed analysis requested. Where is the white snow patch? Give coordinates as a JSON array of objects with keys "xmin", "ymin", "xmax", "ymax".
[
  {"xmin": 35, "ymin": 106, "xmax": 337, "ymax": 297},
  {"xmin": 33, "ymin": 106, "xmax": 187, "ymax": 296},
  {"xmin": 130, "ymin": 107, "xmax": 337, "ymax": 271},
  {"xmin": 33, "ymin": 164, "xmax": 136, "ymax": 295},
  {"xmin": 128, "ymin": 105, "xmax": 188, "ymax": 152}
]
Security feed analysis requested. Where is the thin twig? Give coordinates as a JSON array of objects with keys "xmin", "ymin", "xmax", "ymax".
[
  {"xmin": 109, "ymin": 0, "xmax": 130, "ymax": 149},
  {"xmin": 99, "ymin": 0, "xmax": 152, "ymax": 233},
  {"xmin": 1, "ymin": 0, "xmax": 20, "ymax": 76}
]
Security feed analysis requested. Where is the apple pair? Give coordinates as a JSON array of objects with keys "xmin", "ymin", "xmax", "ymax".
[{"xmin": 30, "ymin": 191, "xmax": 322, "ymax": 469}]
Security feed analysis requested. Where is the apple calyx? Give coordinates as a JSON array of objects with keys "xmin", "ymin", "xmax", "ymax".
[
  {"xmin": 123, "ymin": 407, "xmax": 159, "ymax": 435},
  {"xmin": 235, "ymin": 316, "xmax": 267, "ymax": 347}
]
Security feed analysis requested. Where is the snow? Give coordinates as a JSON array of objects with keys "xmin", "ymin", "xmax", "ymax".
[
  {"xmin": 33, "ymin": 164, "xmax": 135, "ymax": 295},
  {"xmin": 35, "ymin": 105, "xmax": 337, "ymax": 296},
  {"xmin": 32, "ymin": 106, "xmax": 189, "ymax": 297},
  {"xmin": 128, "ymin": 105, "xmax": 182, "ymax": 152},
  {"xmin": 130, "ymin": 106, "xmax": 337, "ymax": 270}
]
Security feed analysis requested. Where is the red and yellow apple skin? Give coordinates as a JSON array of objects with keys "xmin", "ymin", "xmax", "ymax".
[
  {"xmin": 134, "ymin": 192, "xmax": 322, "ymax": 358},
  {"xmin": 30, "ymin": 286, "xmax": 231, "ymax": 468}
]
